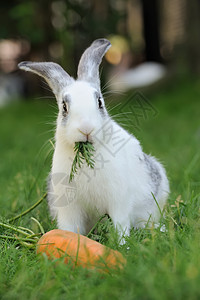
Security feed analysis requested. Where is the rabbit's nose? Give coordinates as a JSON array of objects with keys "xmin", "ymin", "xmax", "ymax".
[
  {"xmin": 78, "ymin": 128, "xmax": 94, "ymax": 137},
  {"xmin": 78, "ymin": 128, "xmax": 94, "ymax": 142},
  {"xmin": 78, "ymin": 121, "xmax": 94, "ymax": 138},
  {"xmin": 78, "ymin": 122, "xmax": 94, "ymax": 141}
]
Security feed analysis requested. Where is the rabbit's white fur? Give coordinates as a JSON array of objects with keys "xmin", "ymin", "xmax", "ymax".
[{"xmin": 18, "ymin": 39, "xmax": 169, "ymax": 241}]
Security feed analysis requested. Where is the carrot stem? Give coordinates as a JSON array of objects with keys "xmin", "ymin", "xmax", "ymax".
[
  {"xmin": 27, "ymin": 233, "xmax": 43, "ymax": 239},
  {"xmin": 0, "ymin": 234, "xmax": 36, "ymax": 243},
  {"xmin": 0, "ymin": 222, "xmax": 30, "ymax": 236},
  {"xmin": 31, "ymin": 217, "xmax": 45, "ymax": 234},
  {"xmin": 18, "ymin": 226, "xmax": 35, "ymax": 235},
  {"xmin": 9, "ymin": 193, "xmax": 47, "ymax": 222}
]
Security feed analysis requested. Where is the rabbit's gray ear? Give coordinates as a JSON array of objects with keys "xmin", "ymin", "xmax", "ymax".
[
  {"xmin": 77, "ymin": 38, "xmax": 111, "ymax": 89},
  {"xmin": 18, "ymin": 61, "xmax": 73, "ymax": 96}
]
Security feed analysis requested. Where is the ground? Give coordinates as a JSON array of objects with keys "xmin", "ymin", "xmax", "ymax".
[{"xmin": 0, "ymin": 76, "xmax": 200, "ymax": 300}]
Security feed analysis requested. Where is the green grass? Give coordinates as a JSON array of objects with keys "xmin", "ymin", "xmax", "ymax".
[{"xmin": 0, "ymin": 77, "xmax": 200, "ymax": 299}]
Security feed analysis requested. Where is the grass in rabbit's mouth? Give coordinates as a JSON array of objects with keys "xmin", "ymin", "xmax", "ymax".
[{"xmin": 69, "ymin": 141, "xmax": 95, "ymax": 183}]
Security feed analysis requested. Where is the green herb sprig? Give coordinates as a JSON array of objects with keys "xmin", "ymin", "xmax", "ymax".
[
  {"xmin": 0, "ymin": 216, "xmax": 44, "ymax": 249},
  {"xmin": 0, "ymin": 193, "xmax": 47, "ymax": 248},
  {"xmin": 69, "ymin": 142, "xmax": 95, "ymax": 183}
]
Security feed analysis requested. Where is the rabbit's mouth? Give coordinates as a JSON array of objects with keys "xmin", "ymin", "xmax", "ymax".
[{"xmin": 77, "ymin": 136, "xmax": 93, "ymax": 144}]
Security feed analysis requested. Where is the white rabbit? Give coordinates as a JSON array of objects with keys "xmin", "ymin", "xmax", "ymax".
[{"xmin": 18, "ymin": 39, "xmax": 169, "ymax": 241}]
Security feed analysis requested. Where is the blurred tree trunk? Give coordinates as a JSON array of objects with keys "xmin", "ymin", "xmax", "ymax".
[
  {"xmin": 35, "ymin": 1, "xmax": 53, "ymax": 60},
  {"xmin": 186, "ymin": 0, "xmax": 200, "ymax": 75},
  {"xmin": 141, "ymin": 0, "xmax": 162, "ymax": 63}
]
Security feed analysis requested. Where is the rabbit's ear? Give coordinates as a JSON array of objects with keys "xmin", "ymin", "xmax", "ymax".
[
  {"xmin": 18, "ymin": 61, "xmax": 73, "ymax": 96},
  {"xmin": 77, "ymin": 39, "xmax": 111, "ymax": 89}
]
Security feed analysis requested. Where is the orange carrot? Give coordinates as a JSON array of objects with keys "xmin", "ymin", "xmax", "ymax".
[{"xmin": 37, "ymin": 229, "xmax": 126, "ymax": 271}]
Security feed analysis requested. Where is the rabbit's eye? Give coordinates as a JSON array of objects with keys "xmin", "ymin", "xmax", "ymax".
[
  {"xmin": 62, "ymin": 101, "xmax": 68, "ymax": 113},
  {"xmin": 98, "ymin": 97, "xmax": 103, "ymax": 109}
]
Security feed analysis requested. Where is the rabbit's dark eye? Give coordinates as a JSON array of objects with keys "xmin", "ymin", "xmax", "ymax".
[
  {"xmin": 62, "ymin": 101, "xmax": 68, "ymax": 113},
  {"xmin": 98, "ymin": 97, "xmax": 103, "ymax": 109}
]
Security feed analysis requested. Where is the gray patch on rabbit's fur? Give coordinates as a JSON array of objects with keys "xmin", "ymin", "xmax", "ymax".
[{"xmin": 143, "ymin": 153, "xmax": 161, "ymax": 196}]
